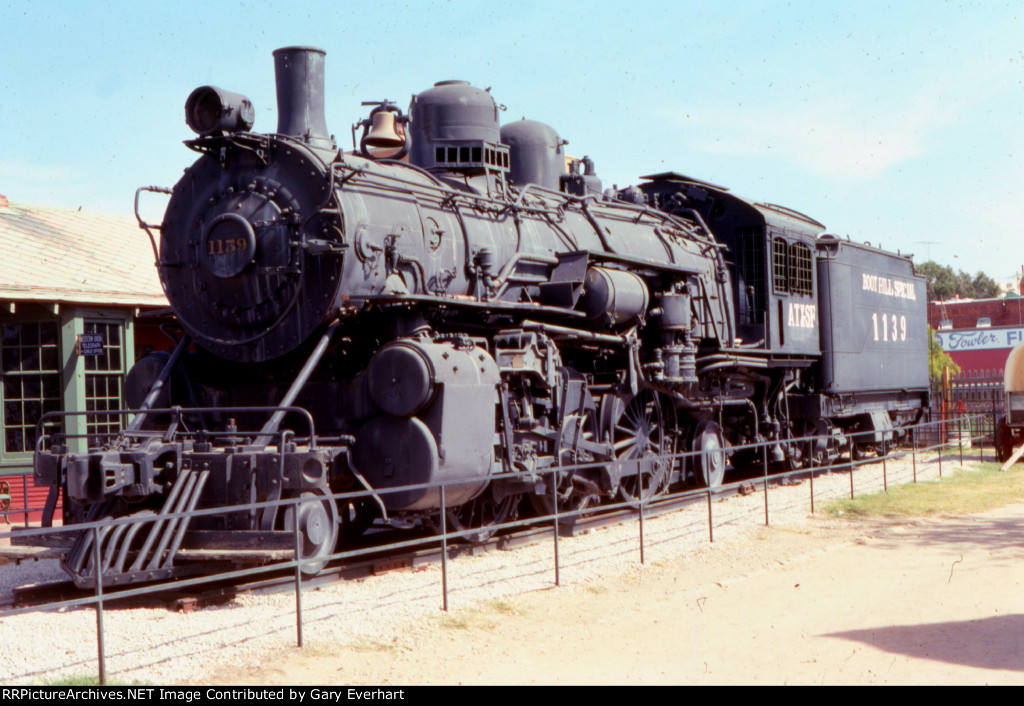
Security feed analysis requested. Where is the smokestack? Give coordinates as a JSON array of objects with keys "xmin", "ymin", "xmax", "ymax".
[{"xmin": 273, "ymin": 46, "xmax": 333, "ymax": 150}]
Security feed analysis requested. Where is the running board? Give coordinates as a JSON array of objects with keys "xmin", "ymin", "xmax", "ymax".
[{"xmin": 63, "ymin": 469, "xmax": 211, "ymax": 589}]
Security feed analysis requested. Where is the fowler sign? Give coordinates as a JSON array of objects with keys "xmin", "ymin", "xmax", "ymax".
[{"xmin": 934, "ymin": 327, "xmax": 1024, "ymax": 352}]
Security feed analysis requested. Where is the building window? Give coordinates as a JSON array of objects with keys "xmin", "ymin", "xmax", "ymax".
[
  {"xmin": 84, "ymin": 321, "xmax": 125, "ymax": 448},
  {"xmin": 1, "ymin": 321, "xmax": 61, "ymax": 455},
  {"xmin": 772, "ymin": 238, "xmax": 788, "ymax": 293},
  {"xmin": 788, "ymin": 242, "xmax": 813, "ymax": 295}
]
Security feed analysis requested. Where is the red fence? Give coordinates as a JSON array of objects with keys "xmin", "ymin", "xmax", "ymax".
[{"xmin": 0, "ymin": 472, "xmax": 57, "ymax": 525}]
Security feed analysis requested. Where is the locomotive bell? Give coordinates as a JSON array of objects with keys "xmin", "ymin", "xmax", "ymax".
[{"xmin": 364, "ymin": 110, "xmax": 405, "ymax": 148}]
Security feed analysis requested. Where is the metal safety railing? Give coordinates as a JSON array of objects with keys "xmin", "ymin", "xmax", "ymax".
[{"xmin": 0, "ymin": 413, "xmax": 998, "ymax": 685}]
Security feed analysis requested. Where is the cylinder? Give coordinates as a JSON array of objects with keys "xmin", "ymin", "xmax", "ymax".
[
  {"xmin": 351, "ymin": 415, "xmax": 440, "ymax": 511},
  {"xmin": 367, "ymin": 342, "xmax": 437, "ymax": 417}
]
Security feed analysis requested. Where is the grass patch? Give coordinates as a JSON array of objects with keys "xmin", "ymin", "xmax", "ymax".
[
  {"xmin": 482, "ymin": 598, "xmax": 517, "ymax": 614},
  {"xmin": 824, "ymin": 463, "xmax": 1024, "ymax": 519},
  {"xmin": 297, "ymin": 643, "xmax": 343, "ymax": 658},
  {"xmin": 44, "ymin": 676, "xmax": 104, "ymax": 686},
  {"xmin": 348, "ymin": 638, "xmax": 397, "ymax": 653},
  {"xmin": 437, "ymin": 613, "xmax": 478, "ymax": 630},
  {"xmin": 435, "ymin": 598, "xmax": 521, "ymax": 630},
  {"xmin": 43, "ymin": 675, "xmax": 146, "ymax": 686}
]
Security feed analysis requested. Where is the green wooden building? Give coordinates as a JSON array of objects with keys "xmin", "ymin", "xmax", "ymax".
[{"xmin": 0, "ymin": 195, "xmax": 168, "ymax": 522}]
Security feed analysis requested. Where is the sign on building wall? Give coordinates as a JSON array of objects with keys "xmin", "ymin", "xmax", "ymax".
[
  {"xmin": 934, "ymin": 327, "xmax": 1024, "ymax": 352},
  {"xmin": 77, "ymin": 332, "xmax": 105, "ymax": 356}
]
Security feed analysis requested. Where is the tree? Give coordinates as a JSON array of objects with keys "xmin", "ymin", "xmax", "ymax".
[
  {"xmin": 917, "ymin": 260, "xmax": 1001, "ymax": 301},
  {"xmin": 928, "ymin": 324, "xmax": 960, "ymax": 383}
]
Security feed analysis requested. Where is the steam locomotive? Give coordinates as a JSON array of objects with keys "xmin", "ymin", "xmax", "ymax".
[{"xmin": 33, "ymin": 47, "xmax": 929, "ymax": 587}]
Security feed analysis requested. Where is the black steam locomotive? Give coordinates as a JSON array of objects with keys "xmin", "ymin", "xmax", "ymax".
[{"xmin": 34, "ymin": 47, "xmax": 929, "ymax": 587}]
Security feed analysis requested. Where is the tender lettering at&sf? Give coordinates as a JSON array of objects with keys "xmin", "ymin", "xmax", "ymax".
[{"xmin": 787, "ymin": 302, "xmax": 816, "ymax": 329}]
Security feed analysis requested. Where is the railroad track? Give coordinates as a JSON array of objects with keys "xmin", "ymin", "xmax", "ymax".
[
  {"xmin": 6, "ymin": 445, "xmax": 947, "ymax": 613},
  {"xmin": 4, "ymin": 472, "xmax": 750, "ymax": 611}
]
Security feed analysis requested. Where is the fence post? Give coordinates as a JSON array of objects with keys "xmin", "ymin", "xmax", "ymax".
[
  {"xmin": 92, "ymin": 526, "xmax": 107, "ymax": 686},
  {"xmin": 912, "ymin": 426, "xmax": 917, "ymax": 483},
  {"xmin": 293, "ymin": 505, "xmax": 304, "ymax": 647},
  {"xmin": 979, "ymin": 411, "xmax": 985, "ymax": 463},
  {"xmin": 762, "ymin": 440, "xmax": 769, "ymax": 526},
  {"xmin": 883, "ymin": 446, "xmax": 888, "ymax": 493},
  {"xmin": 809, "ymin": 460, "xmax": 815, "ymax": 514},
  {"xmin": 552, "ymin": 473, "xmax": 561, "ymax": 587},
  {"xmin": 706, "ymin": 488, "xmax": 714, "ymax": 543},
  {"xmin": 440, "ymin": 484, "xmax": 449, "ymax": 611},
  {"xmin": 958, "ymin": 414, "xmax": 964, "ymax": 465},
  {"xmin": 938, "ymin": 427, "xmax": 943, "ymax": 479},
  {"xmin": 849, "ymin": 436, "xmax": 856, "ymax": 500},
  {"xmin": 638, "ymin": 490, "xmax": 645, "ymax": 565},
  {"xmin": 21, "ymin": 474, "xmax": 28, "ymax": 527},
  {"xmin": 991, "ymin": 409, "xmax": 998, "ymax": 464}
]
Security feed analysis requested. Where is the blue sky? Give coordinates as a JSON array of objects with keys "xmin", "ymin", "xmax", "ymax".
[{"xmin": 3, "ymin": 1, "xmax": 1023, "ymax": 283}]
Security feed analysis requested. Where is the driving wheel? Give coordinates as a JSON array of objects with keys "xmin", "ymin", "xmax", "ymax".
[
  {"xmin": 282, "ymin": 488, "xmax": 339, "ymax": 575},
  {"xmin": 693, "ymin": 420, "xmax": 727, "ymax": 488}
]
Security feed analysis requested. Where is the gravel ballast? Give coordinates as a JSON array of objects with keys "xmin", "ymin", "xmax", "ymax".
[{"xmin": 0, "ymin": 449, "xmax": 979, "ymax": 685}]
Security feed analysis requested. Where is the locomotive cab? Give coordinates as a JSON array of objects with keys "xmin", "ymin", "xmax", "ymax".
[{"xmin": 635, "ymin": 173, "xmax": 824, "ymax": 355}]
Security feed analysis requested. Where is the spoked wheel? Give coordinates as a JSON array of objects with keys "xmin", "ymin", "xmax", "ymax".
[
  {"xmin": 530, "ymin": 480, "xmax": 600, "ymax": 519},
  {"xmin": 614, "ymin": 390, "xmax": 670, "ymax": 503},
  {"xmin": 693, "ymin": 420, "xmax": 727, "ymax": 489},
  {"xmin": 531, "ymin": 410, "xmax": 602, "ymax": 519},
  {"xmin": 282, "ymin": 488, "xmax": 339, "ymax": 575},
  {"xmin": 446, "ymin": 486, "xmax": 521, "ymax": 543}
]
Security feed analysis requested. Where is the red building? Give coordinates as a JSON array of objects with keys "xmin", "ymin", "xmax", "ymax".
[{"xmin": 930, "ymin": 293, "xmax": 1024, "ymax": 375}]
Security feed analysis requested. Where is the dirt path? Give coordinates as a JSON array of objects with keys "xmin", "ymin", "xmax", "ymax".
[{"xmin": 214, "ymin": 503, "xmax": 1024, "ymax": 685}]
